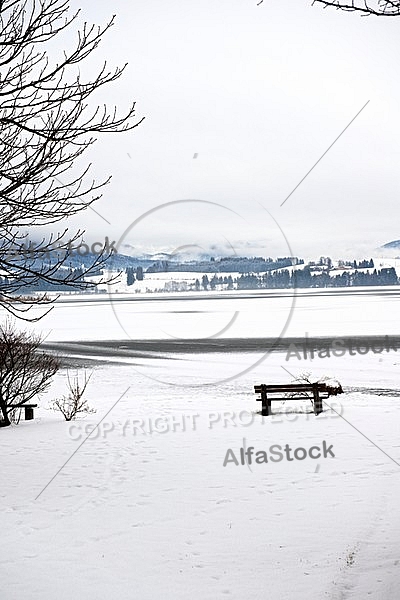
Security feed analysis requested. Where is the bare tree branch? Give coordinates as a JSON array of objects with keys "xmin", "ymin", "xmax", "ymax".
[
  {"xmin": 0, "ymin": 1, "xmax": 144, "ymax": 318},
  {"xmin": 312, "ymin": 0, "xmax": 400, "ymax": 16},
  {"xmin": 0, "ymin": 319, "xmax": 60, "ymax": 427}
]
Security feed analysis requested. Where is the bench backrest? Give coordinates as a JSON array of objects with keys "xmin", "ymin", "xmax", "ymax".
[{"xmin": 254, "ymin": 383, "xmax": 326, "ymax": 394}]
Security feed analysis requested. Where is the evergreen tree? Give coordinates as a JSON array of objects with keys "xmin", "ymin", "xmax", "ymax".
[{"xmin": 126, "ymin": 267, "xmax": 135, "ymax": 286}]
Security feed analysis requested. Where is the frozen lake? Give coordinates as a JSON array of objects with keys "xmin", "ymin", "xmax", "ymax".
[
  {"xmin": 21, "ymin": 285, "xmax": 400, "ymax": 343},
  {"xmin": 19, "ymin": 286, "xmax": 400, "ymax": 385}
]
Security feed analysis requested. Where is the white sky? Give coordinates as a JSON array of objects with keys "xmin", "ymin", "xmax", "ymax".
[{"xmin": 55, "ymin": 0, "xmax": 400, "ymax": 260}]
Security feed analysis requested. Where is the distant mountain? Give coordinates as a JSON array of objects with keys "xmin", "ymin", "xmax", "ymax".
[
  {"xmin": 3, "ymin": 244, "xmax": 155, "ymax": 272},
  {"xmin": 145, "ymin": 256, "xmax": 302, "ymax": 274},
  {"xmin": 381, "ymin": 240, "xmax": 400, "ymax": 249},
  {"xmin": 14, "ymin": 242, "xmax": 302, "ymax": 274}
]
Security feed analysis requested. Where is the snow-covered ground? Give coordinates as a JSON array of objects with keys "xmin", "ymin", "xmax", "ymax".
[{"xmin": 2, "ymin": 288, "xmax": 400, "ymax": 599}]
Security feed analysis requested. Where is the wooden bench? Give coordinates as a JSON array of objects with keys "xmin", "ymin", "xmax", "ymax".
[
  {"xmin": 0, "ymin": 404, "xmax": 38, "ymax": 425},
  {"xmin": 254, "ymin": 383, "xmax": 329, "ymax": 416},
  {"xmin": 21, "ymin": 404, "xmax": 38, "ymax": 420}
]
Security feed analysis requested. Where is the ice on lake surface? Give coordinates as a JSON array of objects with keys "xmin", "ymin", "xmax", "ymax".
[
  {"xmin": 21, "ymin": 286, "xmax": 400, "ymax": 342},
  {"xmin": 18, "ymin": 286, "xmax": 400, "ymax": 385}
]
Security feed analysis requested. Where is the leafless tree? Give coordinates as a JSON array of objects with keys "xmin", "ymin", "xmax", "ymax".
[
  {"xmin": 311, "ymin": 0, "xmax": 400, "ymax": 16},
  {"xmin": 0, "ymin": 320, "xmax": 60, "ymax": 427},
  {"xmin": 0, "ymin": 1, "xmax": 144, "ymax": 319},
  {"xmin": 52, "ymin": 369, "xmax": 95, "ymax": 421}
]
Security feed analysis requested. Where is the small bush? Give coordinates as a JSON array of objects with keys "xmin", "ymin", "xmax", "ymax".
[{"xmin": 52, "ymin": 370, "xmax": 95, "ymax": 421}]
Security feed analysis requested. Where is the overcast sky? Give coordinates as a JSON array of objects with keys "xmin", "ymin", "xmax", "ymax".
[{"xmin": 55, "ymin": 0, "xmax": 400, "ymax": 260}]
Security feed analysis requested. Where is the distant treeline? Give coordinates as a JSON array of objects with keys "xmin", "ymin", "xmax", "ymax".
[{"xmin": 236, "ymin": 266, "xmax": 398, "ymax": 289}]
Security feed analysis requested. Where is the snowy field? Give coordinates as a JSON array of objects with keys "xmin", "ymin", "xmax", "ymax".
[{"xmin": 3, "ymin": 287, "xmax": 400, "ymax": 599}]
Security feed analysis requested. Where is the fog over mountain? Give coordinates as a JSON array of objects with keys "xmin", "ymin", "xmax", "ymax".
[{"xmin": 28, "ymin": 0, "xmax": 400, "ymax": 260}]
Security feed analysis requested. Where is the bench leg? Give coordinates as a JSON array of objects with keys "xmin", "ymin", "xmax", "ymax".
[
  {"xmin": 25, "ymin": 407, "xmax": 34, "ymax": 420},
  {"xmin": 261, "ymin": 388, "xmax": 270, "ymax": 416},
  {"xmin": 313, "ymin": 384, "xmax": 323, "ymax": 415}
]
